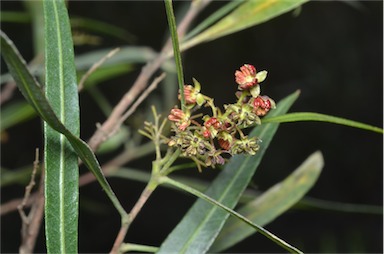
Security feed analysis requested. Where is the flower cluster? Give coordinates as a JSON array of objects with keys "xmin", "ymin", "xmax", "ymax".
[{"xmin": 168, "ymin": 64, "xmax": 275, "ymax": 170}]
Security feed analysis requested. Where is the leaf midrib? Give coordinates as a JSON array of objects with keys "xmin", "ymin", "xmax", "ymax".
[{"xmin": 51, "ymin": 1, "xmax": 67, "ymax": 251}]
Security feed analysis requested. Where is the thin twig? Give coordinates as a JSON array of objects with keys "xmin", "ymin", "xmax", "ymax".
[
  {"xmin": 0, "ymin": 142, "xmax": 155, "ymax": 216},
  {"xmin": 78, "ymin": 47, "xmax": 121, "ymax": 91},
  {"xmin": 18, "ymin": 149, "xmax": 39, "ymax": 224},
  {"xmin": 87, "ymin": 0, "xmax": 212, "ymax": 152},
  {"xmin": 0, "ymin": 0, "xmax": 212, "ymax": 219},
  {"xmin": 0, "ymin": 81, "xmax": 17, "ymax": 105},
  {"xmin": 18, "ymin": 148, "xmax": 45, "ymax": 254},
  {"xmin": 110, "ymin": 183, "xmax": 157, "ymax": 254},
  {"xmin": 111, "ymin": 72, "xmax": 166, "ymax": 137},
  {"xmin": 1, "ymin": 197, "xmax": 34, "ymax": 216},
  {"xmin": 78, "ymin": 141, "xmax": 155, "ymax": 187},
  {"xmin": 120, "ymin": 73, "xmax": 166, "ymax": 124}
]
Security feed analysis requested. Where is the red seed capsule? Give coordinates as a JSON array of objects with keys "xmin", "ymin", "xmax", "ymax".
[{"xmin": 218, "ymin": 138, "xmax": 231, "ymax": 150}]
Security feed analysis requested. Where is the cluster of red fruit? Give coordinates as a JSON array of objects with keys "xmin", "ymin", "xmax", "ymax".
[{"xmin": 168, "ymin": 64, "xmax": 275, "ymax": 170}]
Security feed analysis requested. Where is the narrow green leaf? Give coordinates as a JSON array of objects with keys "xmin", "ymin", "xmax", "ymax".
[
  {"xmin": 1, "ymin": 46, "xmax": 173, "ymax": 85},
  {"xmin": 96, "ymin": 126, "xmax": 130, "ymax": 154},
  {"xmin": 1, "ymin": 167, "xmax": 34, "ymax": 187},
  {"xmin": 262, "ymin": 112, "xmax": 383, "ymax": 134},
  {"xmin": 0, "ymin": 30, "xmax": 128, "ymax": 227},
  {"xmin": 74, "ymin": 46, "xmax": 160, "ymax": 70},
  {"xmin": 182, "ymin": 0, "xmax": 308, "ymax": 51},
  {"xmin": 182, "ymin": 1, "xmax": 243, "ymax": 42},
  {"xmin": 161, "ymin": 176, "xmax": 303, "ymax": 254},
  {"xmin": 0, "ymin": 101, "xmax": 36, "ymax": 131},
  {"xmin": 157, "ymin": 91, "xmax": 300, "ymax": 253},
  {"xmin": 70, "ymin": 16, "xmax": 136, "ymax": 43},
  {"xmin": 1, "ymin": 32, "xmax": 62, "ymax": 127},
  {"xmin": 211, "ymin": 151, "xmax": 324, "ymax": 252},
  {"xmin": 80, "ymin": 64, "xmax": 133, "ymax": 90},
  {"xmin": 0, "ymin": 11, "xmax": 31, "ymax": 23},
  {"xmin": 298, "ymin": 197, "xmax": 383, "ymax": 215},
  {"xmin": 43, "ymin": 0, "xmax": 79, "ymax": 252},
  {"xmin": 24, "ymin": 0, "xmax": 45, "ymax": 56}
]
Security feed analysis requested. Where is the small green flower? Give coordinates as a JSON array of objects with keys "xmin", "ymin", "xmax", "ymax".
[
  {"xmin": 225, "ymin": 103, "xmax": 260, "ymax": 128},
  {"xmin": 231, "ymin": 137, "xmax": 260, "ymax": 155},
  {"xmin": 205, "ymin": 151, "xmax": 225, "ymax": 167}
]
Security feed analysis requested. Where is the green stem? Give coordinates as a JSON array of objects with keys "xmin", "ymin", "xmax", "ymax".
[
  {"xmin": 160, "ymin": 176, "xmax": 304, "ymax": 254},
  {"xmin": 120, "ymin": 243, "xmax": 158, "ymax": 253},
  {"xmin": 162, "ymin": 162, "xmax": 198, "ymax": 175},
  {"xmin": 262, "ymin": 112, "xmax": 383, "ymax": 134},
  {"xmin": 164, "ymin": 0, "xmax": 186, "ymax": 111},
  {"xmin": 161, "ymin": 149, "xmax": 181, "ymax": 174},
  {"xmin": 205, "ymin": 97, "xmax": 218, "ymax": 117},
  {"xmin": 236, "ymin": 90, "xmax": 249, "ymax": 105}
]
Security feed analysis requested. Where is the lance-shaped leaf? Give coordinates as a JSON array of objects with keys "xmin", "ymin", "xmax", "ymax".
[
  {"xmin": 0, "ymin": 28, "xmax": 127, "ymax": 237},
  {"xmin": 210, "ymin": 151, "xmax": 324, "ymax": 252},
  {"xmin": 182, "ymin": 0, "xmax": 308, "ymax": 51},
  {"xmin": 161, "ymin": 176, "xmax": 304, "ymax": 254},
  {"xmin": 43, "ymin": 0, "xmax": 79, "ymax": 253},
  {"xmin": 157, "ymin": 91, "xmax": 300, "ymax": 253}
]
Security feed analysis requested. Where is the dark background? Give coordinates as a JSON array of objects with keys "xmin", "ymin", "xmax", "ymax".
[{"xmin": 1, "ymin": 1, "xmax": 382, "ymax": 253}]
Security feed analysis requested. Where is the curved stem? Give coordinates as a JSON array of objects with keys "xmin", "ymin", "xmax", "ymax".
[
  {"xmin": 165, "ymin": 0, "xmax": 186, "ymax": 111},
  {"xmin": 161, "ymin": 149, "xmax": 181, "ymax": 173}
]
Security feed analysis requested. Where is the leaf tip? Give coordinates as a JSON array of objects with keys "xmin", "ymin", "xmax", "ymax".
[{"xmin": 307, "ymin": 150, "xmax": 324, "ymax": 171}]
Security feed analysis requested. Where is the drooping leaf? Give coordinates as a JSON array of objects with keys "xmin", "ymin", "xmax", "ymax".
[
  {"xmin": 211, "ymin": 151, "xmax": 324, "ymax": 252},
  {"xmin": 157, "ymin": 91, "xmax": 300, "ymax": 254},
  {"xmin": 182, "ymin": 0, "xmax": 308, "ymax": 51},
  {"xmin": 0, "ymin": 29, "xmax": 127, "ymax": 229},
  {"xmin": 43, "ymin": 0, "xmax": 79, "ymax": 252}
]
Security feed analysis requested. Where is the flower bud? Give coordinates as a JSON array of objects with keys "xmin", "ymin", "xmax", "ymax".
[
  {"xmin": 180, "ymin": 85, "xmax": 197, "ymax": 105},
  {"xmin": 202, "ymin": 117, "xmax": 221, "ymax": 138},
  {"xmin": 235, "ymin": 64, "xmax": 258, "ymax": 90},
  {"xmin": 179, "ymin": 78, "xmax": 205, "ymax": 106},
  {"xmin": 231, "ymin": 137, "xmax": 260, "ymax": 155},
  {"xmin": 205, "ymin": 151, "xmax": 225, "ymax": 167},
  {"xmin": 168, "ymin": 108, "xmax": 190, "ymax": 130},
  {"xmin": 252, "ymin": 95, "xmax": 276, "ymax": 116}
]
